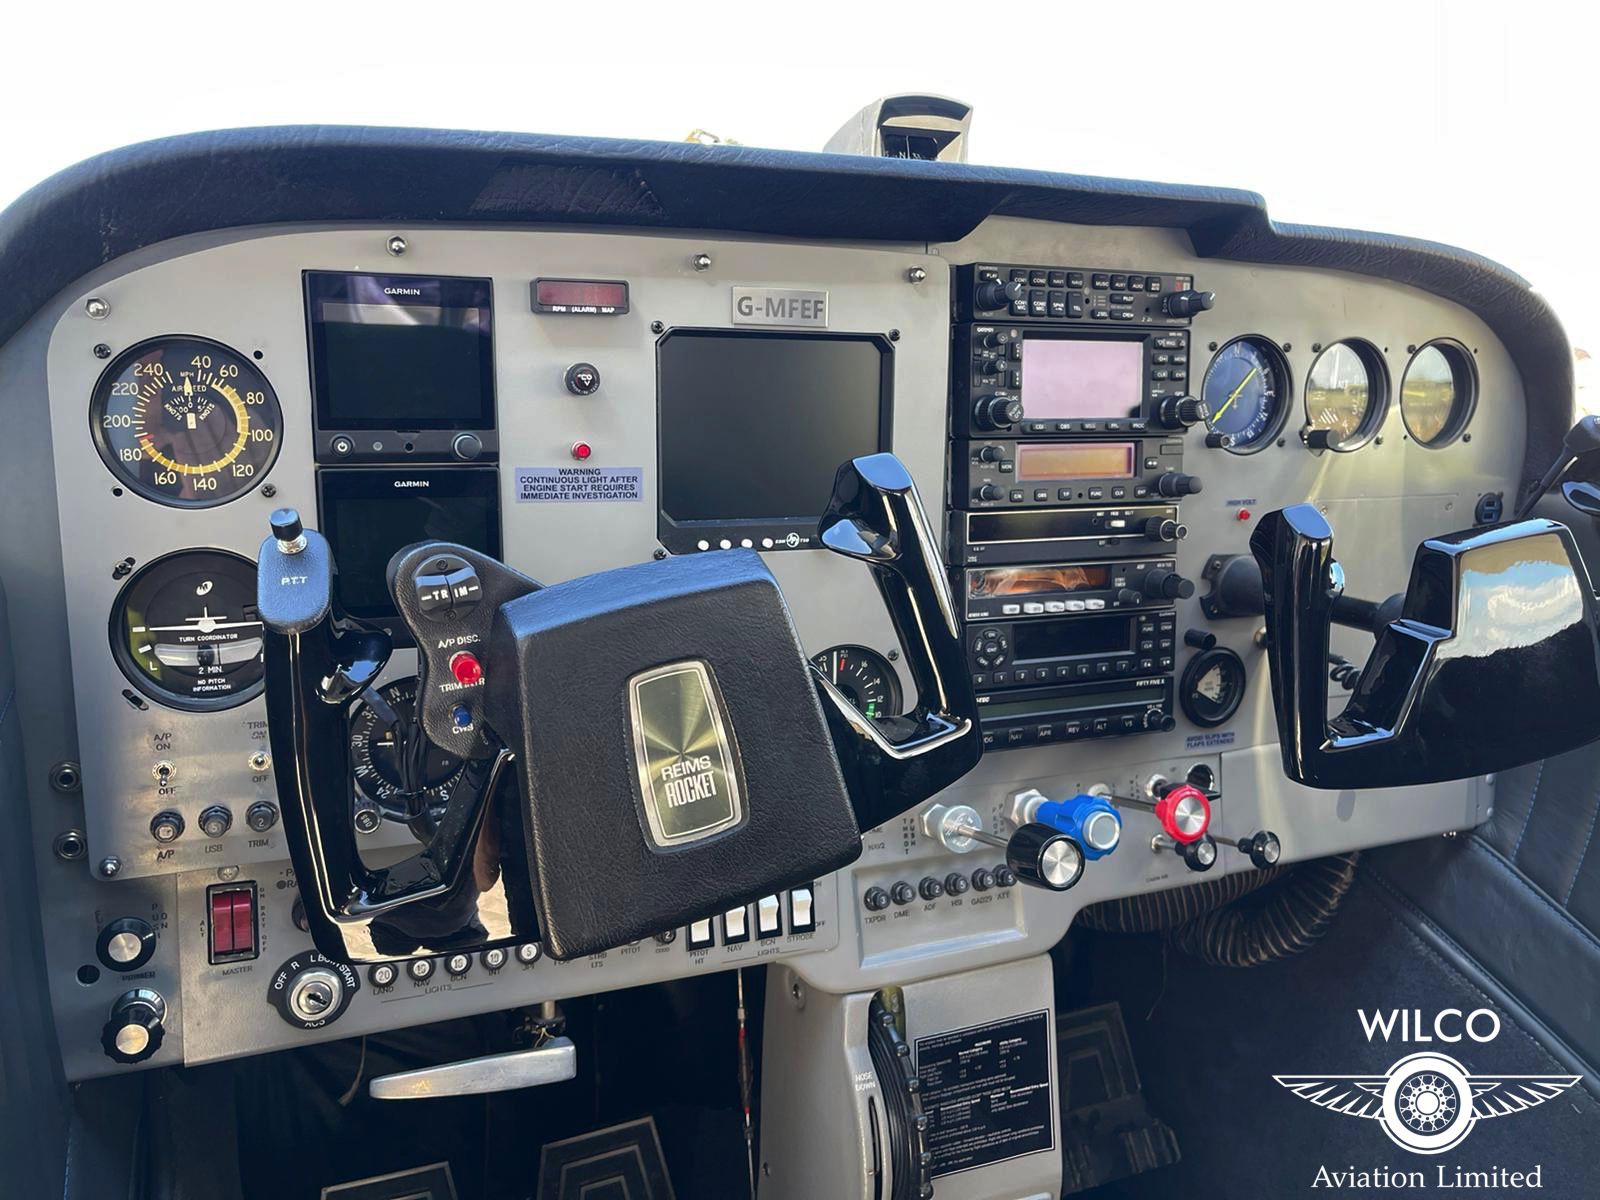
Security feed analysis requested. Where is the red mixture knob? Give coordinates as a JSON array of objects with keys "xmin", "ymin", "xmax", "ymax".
[{"xmin": 1154, "ymin": 783, "xmax": 1211, "ymax": 843}]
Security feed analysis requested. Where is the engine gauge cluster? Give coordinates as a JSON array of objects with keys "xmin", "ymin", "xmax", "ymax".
[
  {"xmin": 811, "ymin": 645, "xmax": 901, "ymax": 719},
  {"xmin": 90, "ymin": 335, "xmax": 283, "ymax": 506}
]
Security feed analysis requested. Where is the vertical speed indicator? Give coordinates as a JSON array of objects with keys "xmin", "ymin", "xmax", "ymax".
[{"xmin": 90, "ymin": 335, "xmax": 283, "ymax": 507}]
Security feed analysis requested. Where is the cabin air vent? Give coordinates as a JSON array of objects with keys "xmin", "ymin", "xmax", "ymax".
[{"xmin": 823, "ymin": 94, "xmax": 973, "ymax": 162}]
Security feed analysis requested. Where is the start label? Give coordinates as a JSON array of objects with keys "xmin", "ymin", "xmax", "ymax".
[
  {"xmin": 915, "ymin": 1009, "xmax": 1055, "ymax": 1178},
  {"xmin": 515, "ymin": 466, "xmax": 643, "ymax": 503}
]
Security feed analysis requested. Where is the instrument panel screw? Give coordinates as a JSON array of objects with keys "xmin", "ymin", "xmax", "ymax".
[
  {"xmin": 112, "ymin": 557, "xmax": 134, "ymax": 580},
  {"xmin": 386, "ymin": 234, "xmax": 408, "ymax": 256},
  {"xmin": 888, "ymin": 329, "xmax": 901, "ymax": 341},
  {"xmin": 260, "ymin": 483, "xmax": 277, "ymax": 498},
  {"xmin": 905, "ymin": 266, "xmax": 927, "ymax": 284},
  {"xmin": 691, "ymin": 253, "xmax": 713, "ymax": 271},
  {"xmin": 84, "ymin": 297, "xmax": 110, "ymax": 319},
  {"xmin": 1375, "ymin": 436, "xmax": 1384, "ymax": 446},
  {"xmin": 1311, "ymin": 342, "xmax": 1322, "ymax": 353},
  {"xmin": 93, "ymin": 343, "xmax": 112, "ymax": 359},
  {"xmin": 650, "ymin": 320, "xmax": 665, "ymax": 334},
  {"xmin": 217, "ymin": 865, "xmax": 240, "ymax": 882},
  {"xmin": 887, "ymin": 649, "xmax": 900, "ymax": 661},
  {"xmin": 1407, "ymin": 344, "xmax": 1418, "ymax": 354},
  {"xmin": 653, "ymin": 547, "xmax": 668, "ymax": 560},
  {"xmin": 49, "ymin": 761, "xmax": 82, "ymax": 793},
  {"xmin": 1208, "ymin": 341, "xmax": 1218, "ymax": 351},
  {"xmin": 98, "ymin": 856, "xmax": 122, "ymax": 878}
]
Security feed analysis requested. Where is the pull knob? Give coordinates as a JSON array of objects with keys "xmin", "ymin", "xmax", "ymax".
[
  {"xmin": 975, "ymin": 279, "xmax": 1026, "ymax": 311},
  {"xmin": 1143, "ymin": 568, "xmax": 1195, "ymax": 600},
  {"xmin": 1011, "ymin": 789, "xmax": 1122, "ymax": 860},
  {"xmin": 1216, "ymin": 829, "xmax": 1283, "ymax": 869},
  {"xmin": 1162, "ymin": 290, "xmax": 1215, "ymax": 318},
  {"xmin": 1155, "ymin": 471, "xmax": 1204, "ymax": 498},
  {"xmin": 973, "ymin": 394, "xmax": 1023, "ymax": 432},
  {"xmin": 1156, "ymin": 395, "xmax": 1206, "ymax": 430},
  {"xmin": 101, "ymin": 988, "xmax": 166, "ymax": 1064},
  {"xmin": 1005, "ymin": 824, "xmax": 1086, "ymax": 891},
  {"xmin": 1107, "ymin": 780, "xmax": 1212, "ymax": 842},
  {"xmin": 1153, "ymin": 832, "xmax": 1218, "ymax": 872},
  {"xmin": 1143, "ymin": 517, "xmax": 1188, "ymax": 543}
]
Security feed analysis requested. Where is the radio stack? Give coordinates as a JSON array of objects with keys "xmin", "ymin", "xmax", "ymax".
[{"xmin": 948, "ymin": 263, "xmax": 1215, "ymax": 750}]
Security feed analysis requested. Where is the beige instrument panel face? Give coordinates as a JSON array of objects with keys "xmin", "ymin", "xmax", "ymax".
[{"xmin": 23, "ymin": 216, "xmax": 1516, "ymax": 1078}]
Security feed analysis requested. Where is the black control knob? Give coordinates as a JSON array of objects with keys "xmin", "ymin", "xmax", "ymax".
[
  {"xmin": 973, "ymin": 394, "xmax": 1023, "ymax": 432},
  {"xmin": 974, "ymin": 444, "xmax": 1003, "ymax": 464},
  {"xmin": 1177, "ymin": 835, "xmax": 1219, "ymax": 873},
  {"xmin": 1143, "ymin": 517, "xmax": 1188, "ymax": 543},
  {"xmin": 975, "ymin": 279, "xmax": 1026, "ymax": 311},
  {"xmin": 1162, "ymin": 290, "xmax": 1216, "ymax": 318},
  {"xmin": 269, "ymin": 508, "xmax": 303, "ymax": 545},
  {"xmin": 993, "ymin": 864, "xmax": 1018, "ymax": 888},
  {"xmin": 890, "ymin": 880, "xmax": 917, "ymax": 907},
  {"xmin": 96, "ymin": 917, "xmax": 157, "ymax": 972},
  {"xmin": 863, "ymin": 886, "xmax": 891, "ymax": 912},
  {"xmin": 943, "ymin": 871, "xmax": 970, "ymax": 896},
  {"xmin": 564, "ymin": 362, "xmax": 601, "ymax": 395},
  {"xmin": 1155, "ymin": 471, "xmax": 1204, "ymax": 498},
  {"xmin": 975, "ymin": 483, "xmax": 1005, "ymax": 502},
  {"xmin": 452, "ymin": 432, "xmax": 483, "ymax": 461},
  {"xmin": 970, "ymin": 867, "xmax": 995, "ymax": 892},
  {"xmin": 918, "ymin": 876, "xmax": 945, "ymax": 901},
  {"xmin": 101, "ymin": 988, "xmax": 166, "ymax": 1064},
  {"xmin": 1156, "ymin": 395, "xmax": 1206, "ymax": 430},
  {"xmin": 1144, "ymin": 568, "xmax": 1196, "ymax": 600},
  {"xmin": 980, "ymin": 357, "xmax": 1008, "ymax": 376},
  {"xmin": 1005, "ymin": 823, "xmax": 1085, "ymax": 892},
  {"xmin": 1222, "ymin": 830, "xmax": 1283, "ymax": 870},
  {"xmin": 979, "ymin": 330, "xmax": 1007, "ymax": 351}
]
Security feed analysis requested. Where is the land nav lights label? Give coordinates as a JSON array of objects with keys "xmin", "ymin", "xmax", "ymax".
[
  {"xmin": 730, "ymin": 287, "xmax": 829, "ymax": 327},
  {"xmin": 515, "ymin": 466, "xmax": 643, "ymax": 503}
]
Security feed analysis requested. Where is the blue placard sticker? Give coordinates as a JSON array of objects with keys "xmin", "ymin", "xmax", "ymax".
[
  {"xmin": 515, "ymin": 466, "xmax": 643, "ymax": 503},
  {"xmin": 1185, "ymin": 729, "xmax": 1237, "ymax": 751}
]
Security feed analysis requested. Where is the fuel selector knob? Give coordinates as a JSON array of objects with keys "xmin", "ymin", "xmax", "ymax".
[
  {"xmin": 101, "ymin": 988, "xmax": 166, "ymax": 1064},
  {"xmin": 975, "ymin": 279, "xmax": 1026, "ymax": 311},
  {"xmin": 268, "ymin": 952, "xmax": 359, "ymax": 1030},
  {"xmin": 973, "ymin": 394, "xmax": 1023, "ymax": 432},
  {"xmin": 1005, "ymin": 823, "xmax": 1086, "ymax": 892}
]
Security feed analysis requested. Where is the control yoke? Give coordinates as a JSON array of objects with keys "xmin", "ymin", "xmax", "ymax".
[
  {"xmin": 1250, "ymin": 504, "xmax": 1600, "ymax": 789},
  {"xmin": 258, "ymin": 453, "xmax": 981, "ymax": 964}
]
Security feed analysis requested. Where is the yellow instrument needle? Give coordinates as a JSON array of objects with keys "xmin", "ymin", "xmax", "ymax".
[{"xmin": 1212, "ymin": 367, "xmax": 1258, "ymax": 422}]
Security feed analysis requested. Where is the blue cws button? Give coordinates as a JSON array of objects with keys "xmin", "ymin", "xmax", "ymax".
[{"xmin": 452, "ymin": 705, "xmax": 472, "ymax": 727}]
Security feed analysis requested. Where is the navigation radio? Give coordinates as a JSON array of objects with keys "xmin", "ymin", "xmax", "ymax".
[
  {"xmin": 954, "ymin": 323, "xmax": 1200, "ymax": 437},
  {"xmin": 967, "ymin": 608, "xmax": 1177, "ymax": 689},
  {"xmin": 963, "ymin": 559, "xmax": 1185, "ymax": 620},
  {"xmin": 954, "ymin": 437, "xmax": 1198, "ymax": 507},
  {"xmin": 977, "ymin": 677, "xmax": 1175, "ymax": 750}
]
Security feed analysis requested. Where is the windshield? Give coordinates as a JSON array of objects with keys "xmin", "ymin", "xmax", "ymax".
[{"xmin": 5, "ymin": 2, "xmax": 1590, "ymax": 407}]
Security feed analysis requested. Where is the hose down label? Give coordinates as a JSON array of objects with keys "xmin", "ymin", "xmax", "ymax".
[{"xmin": 915, "ymin": 1009, "xmax": 1055, "ymax": 1177}]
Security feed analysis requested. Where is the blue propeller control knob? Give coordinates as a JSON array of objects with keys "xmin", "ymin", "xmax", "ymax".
[{"xmin": 1032, "ymin": 794, "xmax": 1123, "ymax": 861}]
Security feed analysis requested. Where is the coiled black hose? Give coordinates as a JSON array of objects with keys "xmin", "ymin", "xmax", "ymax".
[{"xmin": 1078, "ymin": 852, "xmax": 1360, "ymax": 967}]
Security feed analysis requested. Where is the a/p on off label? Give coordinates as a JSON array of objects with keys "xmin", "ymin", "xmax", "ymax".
[{"xmin": 515, "ymin": 466, "xmax": 644, "ymax": 503}]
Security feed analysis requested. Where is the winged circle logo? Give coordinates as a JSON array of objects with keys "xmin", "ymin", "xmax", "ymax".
[{"xmin": 1273, "ymin": 1009, "xmax": 1581, "ymax": 1156}]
